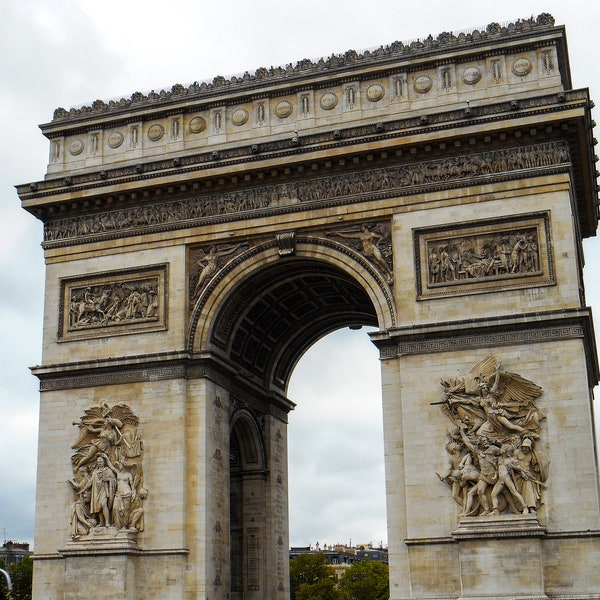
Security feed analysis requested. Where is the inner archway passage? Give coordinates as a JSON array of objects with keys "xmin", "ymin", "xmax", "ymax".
[
  {"xmin": 208, "ymin": 258, "xmax": 380, "ymax": 390},
  {"xmin": 287, "ymin": 328, "xmax": 386, "ymax": 549}
]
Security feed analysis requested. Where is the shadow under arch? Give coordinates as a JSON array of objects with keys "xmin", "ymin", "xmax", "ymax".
[{"xmin": 188, "ymin": 235, "xmax": 397, "ymax": 392}]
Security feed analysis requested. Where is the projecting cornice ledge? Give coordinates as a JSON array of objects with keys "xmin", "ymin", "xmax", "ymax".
[{"xmin": 370, "ymin": 307, "xmax": 599, "ymax": 384}]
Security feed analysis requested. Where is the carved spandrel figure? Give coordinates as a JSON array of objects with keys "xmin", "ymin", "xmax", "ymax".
[
  {"xmin": 327, "ymin": 223, "xmax": 393, "ymax": 284},
  {"xmin": 436, "ymin": 356, "xmax": 548, "ymax": 517},
  {"xmin": 69, "ymin": 403, "xmax": 147, "ymax": 538},
  {"xmin": 190, "ymin": 243, "xmax": 248, "ymax": 304}
]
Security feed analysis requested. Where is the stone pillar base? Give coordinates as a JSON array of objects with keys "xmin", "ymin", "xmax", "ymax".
[{"xmin": 452, "ymin": 515, "xmax": 548, "ymax": 600}]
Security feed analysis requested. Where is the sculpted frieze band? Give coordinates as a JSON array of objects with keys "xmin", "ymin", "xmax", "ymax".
[
  {"xmin": 59, "ymin": 265, "xmax": 167, "ymax": 340},
  {"xmin": 415, "ymin": 212, "xmax": 553, "ymax": 299},
  {"xmin": 43, "ymin": 141, "xmax": 569, "ymax": 245},
  {"xmin": 69, "ymin": 403, "xmax": 147, "ymax": 539},
  {"xmin": 436, "ymin": 356, "xmax": 548, "ymax": 518}
]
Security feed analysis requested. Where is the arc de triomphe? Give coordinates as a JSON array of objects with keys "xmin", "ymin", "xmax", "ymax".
[{"xmin": 18, "ymin": 14, "xmax": 600, "ymax": 600}]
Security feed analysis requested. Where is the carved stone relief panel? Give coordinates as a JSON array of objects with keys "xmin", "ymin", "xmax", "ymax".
[
  {"xmin": 436, "ymin": 355, "xmax": 548, "ymax": 517},
  {"xmin": 414, "ymin": 212, "xmax": 554, "ymax": 299},
  {"xmin": 59, "ymin": 265, "xmax": 167, "ymax": 340},
  {"xmin": 69, "ymin": 403, "xmax": 147, "ymax": 539}
]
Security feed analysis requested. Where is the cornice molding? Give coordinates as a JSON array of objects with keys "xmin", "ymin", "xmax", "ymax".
[
  {"xmin": 371, "ymin": 307, "xmax": 599, "ymax": 384},
  {"xmin": 44, "ymin": 14, "xmax": 558, "ymax": 128},
  {"xmin": 20, "ymin": 90, "xmax": 587, "ymax": 202}
]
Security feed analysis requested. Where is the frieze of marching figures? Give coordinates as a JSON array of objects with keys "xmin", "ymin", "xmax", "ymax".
[
  {"xmin": 435, "ymin": 356, "xmax": 549, "ymax": 517},
  {"xmin": 44, "ymin": 141, "xmax": 569, "ymax": 244},
  {"xmin": 68, "ymin": 403, "xmax": 147, "ymax": 539}
]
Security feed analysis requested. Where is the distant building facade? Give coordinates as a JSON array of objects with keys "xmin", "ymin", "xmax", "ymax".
[
  {"xmin": 289, "ymin": 542, "xmax": 388, "ymax": 569},
  {"xmin": 0, "ymin": 541, "xmax": 30, "ymax": 565}
]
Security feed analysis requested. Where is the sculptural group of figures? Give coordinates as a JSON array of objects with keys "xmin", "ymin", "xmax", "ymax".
[
  {"xmin": 44, "ymin": 141, "xmax": 567, "ymax": 243},
  {"xmin": 69, "ymin": 280, "xmax": 159, "ymax": 329},
  {"xmin": 428, "ymin": 228, "xmax": 539, "ymax": 285},
  {"xmin": 437, "ymin": 356, "xmax": 548, "ymax": 517},
  {"xmin": 68, "ymin": 404, "xmax": 147, "ymax": 539}
]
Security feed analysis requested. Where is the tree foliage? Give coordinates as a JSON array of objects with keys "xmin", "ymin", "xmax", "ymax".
[
  {"xmin": 338, "ymin": 559, "xmax": 389, "ymax": 600},
  {"xmin": 297, "ymin": 577, "xmax": 343, "ymax": 600},
  {"xmin": 290, "ymin": 552, "xmax": 341, "ymax": 600},
  {"xmin": 0, "ymin": 556, "xmax": 33, "ymax": 600}
]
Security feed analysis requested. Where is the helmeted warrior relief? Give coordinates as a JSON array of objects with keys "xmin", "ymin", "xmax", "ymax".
[
  {"xmin": 327, "ymin": 223, "xmax": 393, "ymax": 284},
  {"xmin": 436, "ymin": 356, "xmax": 548, "ymax": 517},
  {"xmin": 68, "ymin": 403, "xmax": 147, "ymax": 539}
]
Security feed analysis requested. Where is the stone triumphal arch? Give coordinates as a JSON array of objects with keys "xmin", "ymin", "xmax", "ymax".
[{"xmin": 19, "ymin": 14, "xmax": 600, "ymax": 599}]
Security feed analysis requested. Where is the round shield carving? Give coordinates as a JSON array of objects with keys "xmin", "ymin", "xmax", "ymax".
[
  {"xmin": 189, "ymin": 116, "xmax": 207, "ymax": 134},
  {"xmin": 512, "ymin": 58, "xmax": 532, "ymax": 77},
  {"xmin": 68, "ymin": 139, "xmax": 84, "ymax": 156},
  {"xmin": 414, "ymin": 75, "xmax": 433, "ymax": 94},
  {"xmin": 275, "ymin": 100, "xmax": 293, "ymax": 118},
  {"xmin": 366, "ymin": 84, "xmax": 385, "ymax": 102},
  {"xmin": 462, "ymin": 67, "xmax": 482, "ymax": 85},
  {"xmin": 320, "ymin": 92, "xmax": 338, "ymax": 110},
  {"xmin": 148, "ymin": 123, "xmax": 164, "ymax": 141},
  {"xmin": 231, "ymin": 108, "xmax": 249, "ymax": 126},
  {"xmin": 107, "ymin": 131, "xmax": 124, "ymax": 149}
]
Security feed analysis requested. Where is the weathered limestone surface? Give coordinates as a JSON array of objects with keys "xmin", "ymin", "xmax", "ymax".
[{"xmin": 18, "ymin": 13, "xmax": 600, "ymax": 600}]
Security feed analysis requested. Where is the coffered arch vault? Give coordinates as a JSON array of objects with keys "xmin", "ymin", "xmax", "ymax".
[{"xmin": 188, "ymin": 237, "xmax": 396, "ymax": 391}]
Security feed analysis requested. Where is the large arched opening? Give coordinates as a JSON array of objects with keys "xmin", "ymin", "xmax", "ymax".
[
  {"xmin": 189, "ymin": 241, "xmax": 392, "ymax": 597},
  {"xmin": 287, "ymin": 328, "xmax": 385, "ymax": 549}
]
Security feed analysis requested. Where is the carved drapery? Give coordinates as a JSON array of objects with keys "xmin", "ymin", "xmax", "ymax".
[
  {"xmin": 68, "ymin": 403, "xmax": 147, "ymax": 539},
  {"xmin": 436, "ymin": 356, "xmax": 548, "ymax": 518}
]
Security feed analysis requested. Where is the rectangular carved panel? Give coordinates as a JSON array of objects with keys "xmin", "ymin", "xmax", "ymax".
[
  {"xmin": 414, "ymin": 212, "xmax": 554, "ymax": 299},
  {"xmin": 59, "ymin": 264, "xmax": 167, "ymax": 340}
]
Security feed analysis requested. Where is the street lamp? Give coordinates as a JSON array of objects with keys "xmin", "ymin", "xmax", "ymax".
[{"xmin": 0, "ymin": 568, "xmax": 12, "ymax": 592}]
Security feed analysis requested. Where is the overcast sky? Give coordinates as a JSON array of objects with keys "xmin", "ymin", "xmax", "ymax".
[{"xmin": 1, "ymin": 0, "xmax": 599, "ymax": 550}]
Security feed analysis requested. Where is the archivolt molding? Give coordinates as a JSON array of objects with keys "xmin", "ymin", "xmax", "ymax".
[{"xmin": 188, "ymin": 234, "xmax": 397, "ymax": 355}]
